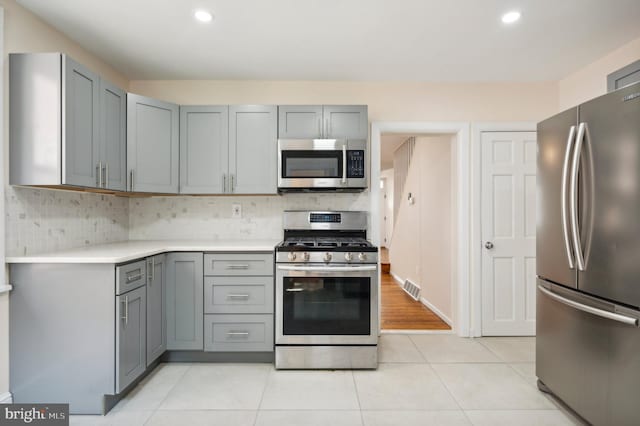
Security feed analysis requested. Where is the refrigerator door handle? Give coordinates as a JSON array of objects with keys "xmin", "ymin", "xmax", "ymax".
[
  {"xmin": 569, "ymin": 122, "xmax": 586, "ymax": 271},
  {"xmin": 561, "ymin": 125, "xmax": 576, "ymax": 269},
  {"xmin": 538, "ymin": 284, "xmax": 639, "ymax": 327}
]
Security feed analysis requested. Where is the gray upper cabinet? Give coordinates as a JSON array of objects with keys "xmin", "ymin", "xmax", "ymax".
[
  {"xmin": 323, "ymin": 105, "xmax": 368, "ymax": 139},
  {"xmin": 607, "ymin": 59, "xmax": 640, "ymax": 92},
  {"xmin": 278, "ymin": 105, "xmax": 323, "ymax": 139},
  {"xmin": 166, "ymin": 252, "xmax": 204, "ymax": 350},
  {"xmin": 229, "ymin": 105, "xmax": 278, "ymax": 194},
  {"xmin": 9, "ymin": 53, "xmax": 127, "ymax": 191},
  {"xmin": 63, "ymin": 56, "xmax": 100, "ymax": 188},
  {"xmin": 100, "ymin": 80, "xmax": 127, "ymax": 191},
  {"xmin": 146, "ymin": 254, "xmax": 166, "ymax": 365},
  {"xmin": 277, "ymin": 105, "xmax": 368, "ymax": 140},
  {"xmin": 179, "ymin": 106, "xmax": 229, "ymax": 194},
  {"xmin": 127, "ymin": 94, "xmax": 179, "ymax": 193},
  {"xmin": 116, "ymin": 285, "xmax": 146, "ymax": 393}
]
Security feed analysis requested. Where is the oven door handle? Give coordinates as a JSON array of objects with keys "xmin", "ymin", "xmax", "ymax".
[{"xmin": 277, "ymin": 265, "xmax": 377, "ymax": 272}]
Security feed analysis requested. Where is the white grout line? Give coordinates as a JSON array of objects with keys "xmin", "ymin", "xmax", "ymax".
[
  {"xmin": 349, "ymin": 370, "xmax": 365, "ymax": 426},
  {"xmin": 253, "ymin": 365, "xmax": 274, "ymax": 426}
]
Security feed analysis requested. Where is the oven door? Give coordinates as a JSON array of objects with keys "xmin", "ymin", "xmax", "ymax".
[{"xmin": 275, "ymin": 263, "xmax": 378, "ymax": 345}]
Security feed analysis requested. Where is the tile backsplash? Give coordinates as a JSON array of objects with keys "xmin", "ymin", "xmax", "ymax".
[
  {"xmin": 128, "ymin": 193, "xmax": 370, "ymax": 240},
  {"xmin": 5, "ymin": 187, "xmax": 129, "ymax": 256},
  {"xmin": 5, "ymin": 188, "xmax": 371, "ymax": 255}
]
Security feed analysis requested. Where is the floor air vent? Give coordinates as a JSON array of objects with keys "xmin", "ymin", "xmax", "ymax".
[{"xmin": 402, "ymin": 279, "xmax": 421, "ymax": 301}]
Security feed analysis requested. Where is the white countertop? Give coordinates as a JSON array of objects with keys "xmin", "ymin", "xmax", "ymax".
[{"xmin": 5, "ymin": 240, "xmax": 281, "ymax": 264}]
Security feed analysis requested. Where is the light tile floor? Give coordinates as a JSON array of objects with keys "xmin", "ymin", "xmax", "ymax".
[{"xmin": 70, "ymin": 335, "xmax": 584, "ymax": 425}]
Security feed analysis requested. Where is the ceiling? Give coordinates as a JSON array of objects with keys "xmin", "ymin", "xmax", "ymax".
[{"xmin": 17, "ymin": 0, "xmax": 640, "ymax": 81}]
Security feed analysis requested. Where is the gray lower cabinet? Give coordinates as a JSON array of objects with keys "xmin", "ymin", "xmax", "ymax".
[
  {"xmin": 127, "ymin": 93, "xmax": 179, "ymax": 193},
  {"xmin": 146, "ymin": 254, "xmax": 166, "ymax": 365},
  {"xmin": 116, "ymin": 285, "xmax": 147, "ymax": 393},
  {"xmin": 10, "ymin": 53, "xmax": 127, "ymax": 190},
  {"xmin": 166, "ymin": 252, "xmax": 204, "ymax": 350},
  {"xmin": 203, "ymin": 252, "xmax": 274, "ymax": 353},
  {"xmin": 277, "ymin": 105, "xmax": 368, "ymax": 140},
  {"xmin": 204, "ymin": 314, "xmax": 274, "ymax": 352}
]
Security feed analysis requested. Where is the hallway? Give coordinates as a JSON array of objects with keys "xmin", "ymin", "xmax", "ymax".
[{"xmin": 381, "ymin": 271, "xmax": 451, "ymax": 331}]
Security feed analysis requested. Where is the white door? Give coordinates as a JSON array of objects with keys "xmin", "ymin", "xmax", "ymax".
[{"xmin": 481, "ymin": 131, "xmax": 537, "ymax": 336}]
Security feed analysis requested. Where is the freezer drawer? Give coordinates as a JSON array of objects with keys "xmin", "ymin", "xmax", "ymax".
[{"xmin": 536, "ymin": 279, "xmax": 640, "ymax": 425}]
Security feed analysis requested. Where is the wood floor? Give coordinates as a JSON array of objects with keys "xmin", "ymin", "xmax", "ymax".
[{"xmin": 381, "ymin": 271, "xmax": 451, "ymax": 331}]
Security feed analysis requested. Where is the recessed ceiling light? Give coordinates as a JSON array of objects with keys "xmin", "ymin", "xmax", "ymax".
[
  {"xmin": 501, "ymin": 11, "xmax": 521, "ymax": 24},
  {"xmin": 194, "ymin": 9, "xmax": 213, "ymax": 23}
]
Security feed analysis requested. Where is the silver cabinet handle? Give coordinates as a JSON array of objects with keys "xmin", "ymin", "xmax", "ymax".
[
  {"xmin": 96, "ymin": 162, "xmax": 101, "ymax": 187},
  {"xmin": 342, "ymin": 145, "xmax": 347, "ymax": 184},
  {"xmin": 126, "ymin": 268, "xmax": 142, "ymax": 283},
  {"xmin": 569, "ymin": 122, "xmax": 586, "ymax": 271},
  {"xmin": 561, "ymin": 125, "xmax": 576, "ymax": 269},
  {"xmin": 122, "ymin": 296, "xmax": 129, "ymax": 325},
  {"xmin": 538, "ymin": 284, "xmax": 638, "ymax": 326},
  {"xmin": 103, "ymin": 163, "xmax": 108, "ymax": 188},
  {"xmin": 227, "ymin": 331, "xmax": 249, "ymax": 337},
  {"xmin": 231, "ymin": 174, "xmax": 235, "ymax": 193},
  {"xmin": 223, "ymin": 173, "xmax": 227, "ymax": 193},
  {"xmin": 226, "ymin": 264, "xmax": 250, "ymax": 270},
  {"xmin": 129, "ymin": 170, "xmax": 134, "ymax": 192},
  {"xmin": 227, "ymin": 294, "xmax": 250, "ymax": 299}
]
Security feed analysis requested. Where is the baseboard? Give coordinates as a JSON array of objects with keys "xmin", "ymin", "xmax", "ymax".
[
  {"xmin": 0, "ymin": 391, "xmax": 12, "ymax": 404},
  {"xmin": 420, "ymin": 296, "xmax": 453, "ymax": 327},
  {"xmin": 389, "ymin": 271, "xmax": 404, "ymax": 286}
]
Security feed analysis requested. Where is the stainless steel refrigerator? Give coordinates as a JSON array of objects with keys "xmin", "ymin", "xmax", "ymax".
[{"xmin": 537, "ymin": 81, "xmax": 640, "ymax": 425}]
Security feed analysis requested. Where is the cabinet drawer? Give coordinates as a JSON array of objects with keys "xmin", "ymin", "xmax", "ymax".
[
  {"xmin": 204, "ymin": 276, "xmax": 274, "ymax": 314},
  {"xmin": 204, "ymin": 314, "xmax": 274, "ymax": 352},
  {"xmin": 116, "ymin": 260, "xmax": 146, "ymax": 295},
  {"xmin": 204, "ymin": 253, "xmax": 273, "ymax": 276}
]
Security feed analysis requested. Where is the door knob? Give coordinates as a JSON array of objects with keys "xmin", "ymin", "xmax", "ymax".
[{"xmin": 485, "ymin": 242, "xmax": 494, "ymax": 250}]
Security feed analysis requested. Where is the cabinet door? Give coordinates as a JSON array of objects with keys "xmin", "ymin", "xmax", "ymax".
[
  {"xmin": 100, "ymin": 80, "xmax": 127, "ymax": 191},
  {"xmin": 63, "ymin": 55, "xmax": 100, "ymax": 188},
  {"xmin": 116, "ymin": 285, "xmax": 146, "ymax": 393},
  {"xmin": 179, "ymin": 106, "xmax": 229, "ymax": 194},
  {"xmin": 323, "ymin": 105, "xmax": 368, "ymax": 140},
  {"xmin": 166, "ymin": 253, "xmax": 204, "ymax": 350},
  {"xmin": 127, "ymin": 94, "xmax": 179, "ymax": 193},
  {"xmin": 146, "ymin": 254, "xmax": 166, "ymax": 365},
  {"xmin": 229, "ymin": 105, "xmax": 277, "ymax": 194},
  {"xmin": 277, "ymin": 105, "xmax": 323, "ymax": 139}
]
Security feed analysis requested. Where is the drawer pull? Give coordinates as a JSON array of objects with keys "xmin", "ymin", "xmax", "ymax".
[
  {"xmin": 126, "ymin": 272, "xmax": 143, "ymax": 283},
  {"xmin": 226, "ymin": 264, "xmax": 250, "ymax": 270},
  {"xmin": 227, "ymin": 294, "xmax": 250, "ymax": 300},
  {"xmin": 227, "ymin": 331, "xmax": 250, "ymax": 337}
]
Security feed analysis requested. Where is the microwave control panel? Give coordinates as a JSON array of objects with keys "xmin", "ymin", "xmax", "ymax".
[{"xmin": 347, "ymin": 150, "xmax": 365, "ymax": 178}]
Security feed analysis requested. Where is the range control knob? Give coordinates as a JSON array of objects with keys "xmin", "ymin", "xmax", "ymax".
[
  {"xmin": 345, "ymin": 252, "xmax": 353, "ymax": 262},
  {"xmin": 287, "ymin": 252, "xmax": 297, "ymax": 261},
  {"xmin": 302, "ymin": 252, "xmax": 310, "ymax": 262},
  {"xmin": 358, "ymin": 252, "xmax": 367, "ymax": 261},
  {"xmin": 323, "ymin": 252, "xmax": 333, "ymax": 262}
]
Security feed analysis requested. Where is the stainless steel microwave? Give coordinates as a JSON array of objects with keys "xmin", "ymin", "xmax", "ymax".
[{"xmin": 277, "ymin": 139, "xmax": 367, "ymax": 192}]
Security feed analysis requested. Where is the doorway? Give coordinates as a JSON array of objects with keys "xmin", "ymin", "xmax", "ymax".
[{"xmin": 378, "ymin": 133, "xmax": 457, "ymax": 332}]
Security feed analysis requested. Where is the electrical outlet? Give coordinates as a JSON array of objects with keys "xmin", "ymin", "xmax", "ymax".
[{"xmin": 232, "ymin": 203, "xmax": 242, "ymax": 218}]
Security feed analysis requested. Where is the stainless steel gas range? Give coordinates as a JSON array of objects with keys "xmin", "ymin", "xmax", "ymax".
[{"xmin": 275, "ymin": 211, "xmax": 379, "ymax": 369}]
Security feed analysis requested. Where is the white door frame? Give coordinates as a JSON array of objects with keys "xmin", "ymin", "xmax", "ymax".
[
  {"xmin": 471, "ymin": 122, "xmax": 537, "ymax": 337},
  {"xmin": 371, "ymin": 122, "xmax": 470, "ymax": 336}
]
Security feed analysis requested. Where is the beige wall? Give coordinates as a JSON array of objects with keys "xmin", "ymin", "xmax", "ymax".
[
  {"xmin": 390, "ymin": 135, "xmax": 455, "ymax": 322},
  {"xmin": 130, "ymin": 80, "xmax": 557, "ymax": 122},
  {"xmin": 0, "ymin": 0, "xmax": 129, "ymax": 397},
  {"xmin": 558, "ymin": 36, "xmax": 640, "ymax": 110}
]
